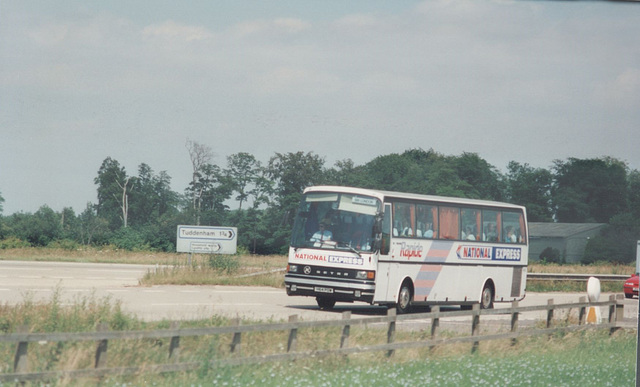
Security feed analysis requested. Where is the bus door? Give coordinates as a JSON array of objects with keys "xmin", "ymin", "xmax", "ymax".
[{"xmin": 373, "ymin": 203, "xmax": 392, "ymax": 303}]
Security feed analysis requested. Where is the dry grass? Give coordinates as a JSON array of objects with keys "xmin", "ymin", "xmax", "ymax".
[
  {"xmin": 0, "ymin": 246, "xmax": 184, "ymax": 265},
  {"xmin": 528, "ymin": 262, "xmax": 634, "ymax": 275},
  {"xmin": 0, "ymin": 247, "xmax": 288, "ymax": 269}
]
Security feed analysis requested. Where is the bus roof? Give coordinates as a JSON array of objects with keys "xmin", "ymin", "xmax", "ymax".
[{"xmin": 303, "ymin": 185, "xmax": 526, "ymax": 211}]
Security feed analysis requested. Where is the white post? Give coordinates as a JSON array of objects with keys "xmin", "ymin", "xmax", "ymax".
[{"xmin": 635, "ymin": 240, "xmax": 640, "ymax": 275}]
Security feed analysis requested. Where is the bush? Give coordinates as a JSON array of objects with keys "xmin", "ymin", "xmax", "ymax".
[
  {"xmin": 539, "ymin": 247, "xmax": 563, "ymax": 264},
  {"xmin": 0, "ymin": 236, "xmax": 31, "ymax": 249},
  {"xmin": 208, "ymin": 254, "xmax": 240, "ymax": 274},
  {"xmin": 109, "ymin": 228, "xmax": 150, "ymax": 251},
  {"xmin": 47, "ymin": 239, "xmax": 82, "ymax": 250}
]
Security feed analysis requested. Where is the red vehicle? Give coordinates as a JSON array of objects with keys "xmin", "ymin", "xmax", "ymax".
[{"xmin": 623, "ymin": 274, "xmax": 638, "ymax": 299}]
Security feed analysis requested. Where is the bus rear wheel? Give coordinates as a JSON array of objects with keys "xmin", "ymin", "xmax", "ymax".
[
  {"xmin": 316, "ymin": 297, "xmax": 336, "ymax": 310},
  {"xmin": 480, "ymin": 284, "xmax": 494, "ymax": 309}
]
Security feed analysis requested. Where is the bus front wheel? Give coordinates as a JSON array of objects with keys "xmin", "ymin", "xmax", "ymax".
[
  {"xmin": 396, "ymin": 282, "xmax": 413, "ymax": 314},
  {"xmin": 316, "ymin": 297, "xmax": 336, "ymax": 310}
]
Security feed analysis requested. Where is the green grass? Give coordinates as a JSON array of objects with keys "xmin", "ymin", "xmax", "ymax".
[{"xmin": 103, "ymin": 330, "xmax": 635, "ymax": 387}]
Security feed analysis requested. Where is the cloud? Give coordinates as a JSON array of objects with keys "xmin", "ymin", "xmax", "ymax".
[
  {"xmin": 143, "ymin": 20, "xmax": 213, "ymax": 42},
  {"xmin": 231, "ymin": 17, "xmax": 311, "ymax": 38},
  {"xmin": 595, "ymin": 68, "xmax": 640, "ymax": 109}
]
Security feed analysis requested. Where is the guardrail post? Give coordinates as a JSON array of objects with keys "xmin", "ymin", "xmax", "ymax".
[
  {"xmin": 430, "ymin": 306, "xmax": 440, "ymax": 353},
  {"xmin": 386, "ymin": 308, "xmax": 396, "ymax": 357},
  {"xmin": 471, "ymin": 304, "xmax": 480, "ymax": 354},
  {"xmin": 230, "ymin": 318, "xmax": 242, "ymax": 354},
  {"xmin": 287, "ymin": 315, "xmax": 298, "ymax": 353},
  {"xmin": 169, "ymin": 321, "xmax": 181, "ymax": 362},
  {"xmin": 578, "ymin": 296, "xmax": 586, "ymax": 325},
  {"xmin": 95, "ymin": 323, "xmax": 109, "ymax": 369},
  {"xmin": 13, "ymin": 325, "xmax": 29, "ymax": 374},
  {"xmin": 510, "ymin": 300, "xmax": 519, "ymax": 346},
  {"xmin": 340, "ymin": 311, "xmax": 351, "ymax": 350}
]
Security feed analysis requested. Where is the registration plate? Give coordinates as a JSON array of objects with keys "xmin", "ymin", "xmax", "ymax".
[{"xmin": 315, "ymin": 287, "xmax": 334, "ymax": 294}]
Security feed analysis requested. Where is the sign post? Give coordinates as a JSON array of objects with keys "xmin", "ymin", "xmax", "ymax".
[{"xmin": 176, "ymin": 225, "xmax": 238, "ymax": 255}]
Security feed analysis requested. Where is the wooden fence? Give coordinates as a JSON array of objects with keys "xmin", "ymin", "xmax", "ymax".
[{"xmin": 0, "ymin": 294, "xmax": 630, "ymax": 383}]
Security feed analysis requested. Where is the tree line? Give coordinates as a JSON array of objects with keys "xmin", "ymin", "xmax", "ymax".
[{"xmin": 0, "ymin": 146, "xmax": 638, "ymax": 263}]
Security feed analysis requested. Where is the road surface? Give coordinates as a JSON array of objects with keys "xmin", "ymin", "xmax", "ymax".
[{"xmin": 0, "ymin": 260, "xmax": 636, "ymax": 328}]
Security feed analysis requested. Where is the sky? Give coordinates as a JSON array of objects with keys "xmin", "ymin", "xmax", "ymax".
[{"xmin": 1, "ymin": 1, "xmax": 639, "ymax": 215}]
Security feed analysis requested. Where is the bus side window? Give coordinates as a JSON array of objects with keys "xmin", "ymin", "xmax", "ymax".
[
  {"xmin": 393, "ymin": 202, "xmax": 415, "ymax": 238},
  {"xmin": 439, "ymin": 206, "xmax": 459, "ymax": 240},
  {"xmin": 461, "ymin": 208, "xmax": 480, "ymax": 241},
  {"xmin": 502, "ymin": 211, "xmax": 525, "ymax": 244},
  {"xmin": 416, "ymin": 204, "xmax": 436, "ymax": 238},
  {"xmin": 482, "ymin": 210, "xmax": 500, "ymax": 242}
]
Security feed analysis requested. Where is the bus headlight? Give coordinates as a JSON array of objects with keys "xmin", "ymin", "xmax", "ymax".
[
  {"xmin": 288, "ymin": 265, "xmax": 298, "ymax": 273},
  {"xmin": 356, "ymin": 271, "xmax": 375, "ymax": 280}
]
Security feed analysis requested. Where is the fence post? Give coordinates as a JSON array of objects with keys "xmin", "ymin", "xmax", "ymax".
[
  {"xmin": 546, "ymin": 299, "xmax": 554, "ymax": 328},
  {"xmin": 230, "ymin": 318, "xmax": 242, "ymax": 354},
  {"xmin": 169, "ymin": 321, "xmax": 181, "ymax": 362},
  {"xmin": 95, "ymin": 323, "xmax": 109, "ymax": 369},
  {"xmin": 13, "ymin": 325, "xmax": 29, "ymax": 374},
  {"xmin": 615, "ymin": 294, "xmax": 625, "ymax": 323},
  {"xmin": 608, "ymin": 294, "xmax": 623, "ymax": 335},
  {"xmin": 510, "ymin": 300, "xmax": 519, "ymax": 347},
  {"xmin": 578, "ymin": 296, "xmax": 586, "ymax": 325},
  {"xmin": 386, "ymin": 308, "xmax": 396, "ymax": 357},
  {"xmin": 340, "ymin": 311, "xmax": 351, "ymax": 350},
  {"xmin": 471, "ymin": 304, "xmax": 480, "ymax": 354},
  {"xmin": 430, "ymin": 306, "xmax": 440, "ymax": 353},
  {"xmin": 287, "ymin": 315, "xmax": 298, "ymax": 353}
]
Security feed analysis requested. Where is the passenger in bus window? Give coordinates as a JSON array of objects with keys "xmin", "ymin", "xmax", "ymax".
[
  {"xmin": 484, "ymin": 223, "xmax": 498, "ymax": 242},
  {"xmin": 505, "ymin": 226, "xmax": 517, "ymax": 243},
  {"xmin": 423, "ymin": 222, "xmax": 434, "ymax": 238},
  {"xmin": 402, "ymin": 221, "xmax": 413, "ymax": 237},
  {"xmin": 463, "ymin": 226, "xmax": 476, "ymax": 240}
]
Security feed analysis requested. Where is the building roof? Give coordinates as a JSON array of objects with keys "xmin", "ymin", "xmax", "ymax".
[{"xmin": 528, "ymin": 222, "xmax": 606, "ymax": 238}]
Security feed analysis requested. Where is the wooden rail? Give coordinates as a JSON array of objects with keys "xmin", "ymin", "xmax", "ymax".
[{"xmin": 0, "ymin": 294, "xmax": 629, "ymax": 383}]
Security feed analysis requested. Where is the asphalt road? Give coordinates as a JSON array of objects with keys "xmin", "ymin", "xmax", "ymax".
[{"xmin": 0, "ymin": 260, "xmax": 637, "ymax": 328}]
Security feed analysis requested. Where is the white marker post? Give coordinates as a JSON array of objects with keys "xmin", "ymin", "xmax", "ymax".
[{"xmin": 586, "ymin": 276, "xmax": 601, "ymax": 324}]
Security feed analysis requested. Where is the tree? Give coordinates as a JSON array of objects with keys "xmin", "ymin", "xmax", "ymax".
[
  {"xmin": 186, "ymin": 140, "xmax": 213, "ymax": 224},
  {"xmin": 324, "ymin": 158, "xmax": 371, "ymax": 188},
  {"xmin": 505, "ymin": 161, "xmax": 553, "ymax": 222},
  {"xmin": 186, "ymin": 163, "xmax": 233, "ymax": 226},
  {"xmin": 628, "ymin": 169, "xmax": 640, "ymax": 219},
  {"xmin": 583, "ymin": 213, "xmax": 640, "ymax": 264},
  {"xmin": 7, "ymin": 206, "xmax": 61, "ymax": 246},
  {"xmin": 0, "ymin": 190, "xmax": 4, "ymax": 214},
  {"xmin": 264, "ymin": 151, "xmax": 326, "ymax": 253},
  {"xmin": 552, "ymin": 157, "xmax": 628, "ymax": 223},
  {"xmin": 79, "ymin": 203, "xmax": 109, "ymax": 245},
  {"xmin": 128, "ymin": 164, "xmax": 179, "ymax": 227},
  {"xmin": 226, "ymin": 152, "xmax": 261, "ymax": 211},
  {"xmin": 94, "ymin": 157, "xmax": 130, "ymax": 230},
  {"xmin": 451, "ymin": 152, "xmax": 504, "ymax": 201}
]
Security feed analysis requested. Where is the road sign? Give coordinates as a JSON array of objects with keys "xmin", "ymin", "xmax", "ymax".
[{"xmin": 176, "ymin": 225, "xmax": 237, "ymax": 254}]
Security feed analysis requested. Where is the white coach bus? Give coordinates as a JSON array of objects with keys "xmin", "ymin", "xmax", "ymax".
[{"xmin": 285, "ymin": 186, "xmax": 528, "ymax": 313}]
